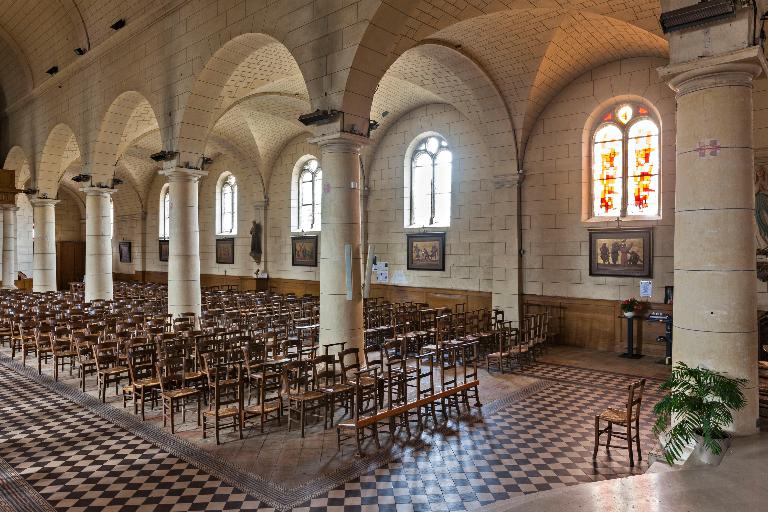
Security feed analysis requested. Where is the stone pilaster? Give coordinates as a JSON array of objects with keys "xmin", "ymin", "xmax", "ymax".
[{"xmin": 492, "ymin": 172, "xmax": 523, "ymax": 327}]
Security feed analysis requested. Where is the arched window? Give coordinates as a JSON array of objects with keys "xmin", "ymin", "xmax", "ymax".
[
  {"xmin": 297, "ymin": 158, "xmax": 321, "ymax": 231},
  {"xmin": 406, "ymin": 134, "xmax": 452, "ymax": 227},
  {"xmin": 216, "ymin": 172, "xmax": 238, "ymax": 235},
  {"xmin": 591, "ymin": 103, "xmax": 660, "ymax": 218},
  {"xmin": 159, "ymin": 184, "xmax": 170, "ymax": 239}
]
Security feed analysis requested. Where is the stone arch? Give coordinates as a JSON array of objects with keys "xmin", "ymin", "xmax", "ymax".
[
  {"xmin": 176, "ymin": 33, "xmax": 308, "ymax": 165},
  {"xmin": 3, "ymin": 145, "xmax": 31, "ymax": 188},
  {"xmin": 90, "ymin": 90, "xmax": 162, "ymax": 186},
  {"xmin": 372, "ymin": 42, "xmax": 518, "ymax": 172},
  {"xmin": 37, "ymin": 123, "xmax": 81, "ymax": 197}
]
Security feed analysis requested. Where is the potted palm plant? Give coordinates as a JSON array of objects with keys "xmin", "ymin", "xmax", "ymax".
[{"xmin": 652, "ymin": 362, "xmax": 748, "ymax": 465}]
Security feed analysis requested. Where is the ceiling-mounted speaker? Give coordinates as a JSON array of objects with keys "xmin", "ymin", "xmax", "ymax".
[
  {"xmin": 111, "ymin": 18, "xmax": 126, "ymax": 31},
  {"xmin": 659, "ymin": 0, "xmax": 739, "ymax": 34}
]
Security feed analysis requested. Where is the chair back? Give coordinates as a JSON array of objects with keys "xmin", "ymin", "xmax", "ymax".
[{"xmin": 626, "ymin": 379, "xmax": 646, "ymax": 422}]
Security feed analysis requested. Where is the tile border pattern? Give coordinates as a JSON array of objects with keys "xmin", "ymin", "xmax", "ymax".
[
  {"xmin": 0, "ymin": 353, "xmax": 663, "ymax": 511},
  {"xmin": 0, "ymin": 354, "xmax": 551, "ymax": 510}
]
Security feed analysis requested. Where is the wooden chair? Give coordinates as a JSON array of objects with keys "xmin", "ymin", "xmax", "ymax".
[
  {"xmin": 156, "ymin": 354, "xmax": 202, "ymax": 434},
  {"xmin": 242, "ymin": 359, "xmax": 283, "ymax": 433},
  {"xmin": 593, "ymin": 379, "xmax": 646, "ymax": 467},
  {"xmin": 313, "ymin": 354, "xmax": 354, "ymax": 427},
  {"xmin": 202, "ymin": 362, "xmax": 244, "ymax": 444},
  {"xmin": 336, "ymin": 367, "xmax": 381, "ymax": 455},
  {"xmin": 92, "ymin": 339, "xmax": 129, "ymax": 403},
  {"xmin": 284, "ymin": 360, "xmax": 327, "ymax": 437},
  {"xmin": 49, "ymin": 326, "xmax": 77, "ymax": 381},
  {"xmin": 124, "ymin": 341, "xmax": 160, "ymax": 420},
  {"xmin": 486, "ymin": 325, "xmax": 517, "ymax": 373}
]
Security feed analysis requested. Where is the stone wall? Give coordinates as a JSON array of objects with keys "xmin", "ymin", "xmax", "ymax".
[{"xmin": 522, "ymin": 57, "xmax": 676, "ymax": 305}]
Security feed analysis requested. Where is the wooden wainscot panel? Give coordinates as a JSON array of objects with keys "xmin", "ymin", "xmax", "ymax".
[
  {"xmin": 523, "ymin": 295, "xmax": 670, "ymax": 357},
  {"xmin": 370, "ymin": 284, "xmax": 491, "ymax": 311},
  {"xmin": 269, "ymin": 278, "xmax": 320, "ymax": 297}
]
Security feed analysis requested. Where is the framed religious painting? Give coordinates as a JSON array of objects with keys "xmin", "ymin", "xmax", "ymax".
[
  {"xmin": 291, "ymin": 235, "xmax": 318, "ymax": 267},
  {"xmin": 589, "ymin": 228, "xmax": 652, "ymax": 277},
  {"xmin": 158, "ymin": 239, "xmax": 169, "ymax": 262},
  {"xmin": 118, "ymin": 241, "xmax": 132, "ymax": 263},
  {"xmin": 216, "ymin": 238, "xmax": 235, "ymax": 264},
  {"xmin": 407, "ymin": 232, "xmax": 446, "ymax": 271}
]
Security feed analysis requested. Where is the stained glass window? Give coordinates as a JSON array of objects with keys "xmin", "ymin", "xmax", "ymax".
[
  {"xmin": 591, "ymin": 103, "xmax": 660, "ymax": 218},
  {"xmin": 159, "ymin": 184, "xmax": 170, "ymax": 239},
  {"xmin": 217, "ymin": 173, "xmax": 237, "ymax": 235},
  {"xmin": 298, "ymin": 159, "xmax": 321, "ymax": 231},
  {"xmin": 408, "ymin": 134, "xmax": 452, "ymax": 227}
]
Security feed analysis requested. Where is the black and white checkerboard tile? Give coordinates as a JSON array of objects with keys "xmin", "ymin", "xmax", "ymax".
[{"xmin": 0, "ymin": 355, "xmax": 662, "ymax": 511}]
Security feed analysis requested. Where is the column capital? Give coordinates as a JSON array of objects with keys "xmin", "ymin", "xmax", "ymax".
[
  {"xmin": 29, "ymin": 197, "xmax": 60, "ymax": 208},
  {"xmin": 0, "ymin": 205, "xmax": 19, "ymax": 211},
  {"xmin": 80, "ymin": 186, "xmax": 117, "ymax": 197},
  {"xmin": 309, "ymin": 132, "xmax": 371, "ymax": 154},
  {"xmin": 658, "ymin": 46, "xmax": 768, "ymax": 96},
  {"xmin": 159, "ymin": 167, "xmax": 208, "ymax": 182}
]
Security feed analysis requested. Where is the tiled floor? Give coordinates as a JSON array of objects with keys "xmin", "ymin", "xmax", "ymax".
[{"xmin": 0, "ymin": 346, "xmax": 664, "ymax": 511}]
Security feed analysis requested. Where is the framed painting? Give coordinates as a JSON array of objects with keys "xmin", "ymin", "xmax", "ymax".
[
  {"xmin": 158, "ymin": 239, "xmax": 169, "ymax": 262},
  {"xmin": 407, "ymin": 232, "xmax": 446, "ymax": 271},
  {"xmin": 291, "ymin": 235, "xmax": 318, "ymax": 267},
  {"xmin": 216, "ymin": 238, "xmax": 235, "ymax": 264},
  {"xmin": 118, "ymin": 241, "xmax": 132, "ymax": 263},
  {"xmin": 589, "ymin": 228, "xmax": 652, "ymax": 277}
]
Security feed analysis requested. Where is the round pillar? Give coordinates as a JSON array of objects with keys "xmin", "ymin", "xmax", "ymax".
[
  {"xmin": 30, "ymin": 198, "xmax": 59, "ymax": 293},
  {"xmin": 160, "ymin": 168, "xmax": 206, "ymax": 319},
  {"xmin": 82, "ymin": 187, "xmax": 115, "ymax": 302},
  {"xmin": 312, "ymin": 133, "xmax": 368, "ymax": 355},
  {"xmin": 669, "ymin": 62, "xmax": 762, "ymax": 435},
  {"xmin": 1, "ymin": 206, "xmax": 17, "ymax": 289}
]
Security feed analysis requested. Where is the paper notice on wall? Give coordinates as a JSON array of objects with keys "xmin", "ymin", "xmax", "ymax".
[
  {"xmin": 373, "ymin": 261, "xmax": 389, "ymax": 283},
  {"xmin": 640, "ymin": 280, "xmax": 652, "ymax": 298},
  {"xmin": 391, "ymin": 270, "xmax": 407, "ymax": 285}
]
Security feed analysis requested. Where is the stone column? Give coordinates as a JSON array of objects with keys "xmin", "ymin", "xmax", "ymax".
[
  {"xmin": 30, "ymin": 198, "xmax": 59, "ymax": 292},
  {"xmin": 82, "ymin": 187, "xmax": 115, "ymax": 302},
  {"xmin": 160, "ymin": 168, "xmax": 206, "ymax": 319},
  {"xmin": 661, "ymin": 49, "xmax": 766, "ymax": 435},
  {"xmin": 311, "ymin": 133, "xmax": 368, "ymax": 355},
  {"xmin": 1, "ymin": 206, "xmax": 17, "ymax": 289}
]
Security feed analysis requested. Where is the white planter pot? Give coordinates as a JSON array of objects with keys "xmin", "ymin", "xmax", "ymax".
[
  {"xmin": 623, "ymin": 311, "xmax": 635, "ymax": 318},
  {"xmin": 691, "ymin": 435, "xmax": 731, "ymax": 466}
]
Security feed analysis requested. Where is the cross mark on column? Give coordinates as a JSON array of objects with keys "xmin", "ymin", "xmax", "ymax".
[{"xmin": 696, "ymin": 139, "xmax": 721, "ymax": 158}]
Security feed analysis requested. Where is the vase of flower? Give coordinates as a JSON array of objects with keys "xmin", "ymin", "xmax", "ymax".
[{"xmin": 621, "ymin": 298, "xmax": 639, "ymax": 318}]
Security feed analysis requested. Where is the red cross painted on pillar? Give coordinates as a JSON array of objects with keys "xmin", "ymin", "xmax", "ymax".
[{"xmin": 696, "ymin": 139, "xmax": 721, "ymax": 158}]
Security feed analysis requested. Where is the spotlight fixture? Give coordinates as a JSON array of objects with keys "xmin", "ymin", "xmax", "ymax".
[
  {"xmin": 368, "ymin": 119, "xmax": 380, "ymax": 132},
  {"xmin": 71, "ymin": 173, "xmax": 92, "ymax": 183},
  {"xmin": 298, "ymin": 109, "xmax": 340, "ymax": 126},
  {"xmin": 111, "ymin": 177, "xmax": 124, "ymax": 187},
  {"xmin": 110, "ymin": 18, "xmax": 126, "ymax": 31},
  {"xmin": 74, "ymin": 47, "xmax": 87, "ymax": 56},
  {"xmin": 659, "ymin": 0, "xmax": 738, "ymax": 34},
  {"xmin": 150, "ymin": 150, "xmax": 178, "ymax": 162},
  {"xmin": 46, "ymin": 66, "xmax": 59, "ymax": 76},
  {"xmin": 21, "ymin": 187, "xmax": 38, "ymax": 196}
]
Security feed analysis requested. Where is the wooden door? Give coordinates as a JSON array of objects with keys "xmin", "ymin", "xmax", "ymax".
[{"xmin": 56, "ymin": 241, "xmax": 86, "ymax": 291}]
